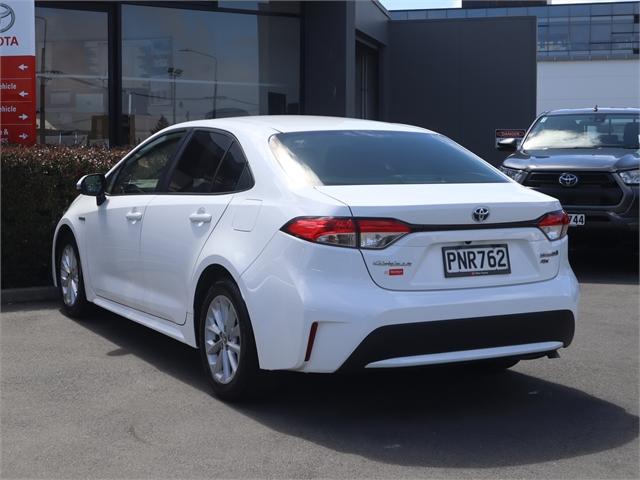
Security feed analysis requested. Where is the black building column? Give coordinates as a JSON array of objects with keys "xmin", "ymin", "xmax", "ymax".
[
  {"xmin": 386, "ymin": 16, "xmax": 537, "ymax": 165},
  {"xmin": 303, "ymin": 1, "xmax": 356, "ymax": 117}
]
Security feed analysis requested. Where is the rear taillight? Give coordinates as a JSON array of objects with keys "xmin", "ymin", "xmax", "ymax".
[
  {"xmin": 537, "ymin": 210, "xmax": 570, "ymax": 241},
  {"xmin": 283, "ymin": 217, "xmax": 357, "ymax": 247},
  {"xmin": 358, "ymin": 219, "xmax": 411, "ymax": 249},
  {"xmin": 282, "ymin": 217, "xmax": 411, "ymax": 249}
]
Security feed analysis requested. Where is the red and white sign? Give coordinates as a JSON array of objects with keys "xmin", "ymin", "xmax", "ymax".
[{"xmin": 0, "ymin": 0, "xmax": 36, "ymax": 145}]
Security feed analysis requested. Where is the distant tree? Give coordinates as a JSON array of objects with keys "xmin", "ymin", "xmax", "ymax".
[{"xmin": 151, "ymin": 115, "xmax": 170, "ymax": 134}]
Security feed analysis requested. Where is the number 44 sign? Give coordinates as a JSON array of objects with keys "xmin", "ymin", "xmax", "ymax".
[{"xmin": 0, "ymin": 0, "xmax": 36, "ymax": 145}]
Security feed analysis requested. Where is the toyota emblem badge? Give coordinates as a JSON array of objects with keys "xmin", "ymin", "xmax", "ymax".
[
  {"xmin": 472, "ymin": 206, "xmax": 490, "ymax": 223},
  {"xmin": 558, "ymin": 172, "xmax": 579, "ymax": 187}
]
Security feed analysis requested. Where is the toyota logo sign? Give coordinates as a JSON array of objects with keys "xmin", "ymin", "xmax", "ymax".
[
  {"xmin": 472, "ymin": 206, "xmax": 490, "ymax": 223},
  {"xmin": 0, "ymin": 3, "xmax": 15, "ymax": 33},
  {"xmin": 559, "ymin": 172, "xmax": 579, "ymax": 187}
]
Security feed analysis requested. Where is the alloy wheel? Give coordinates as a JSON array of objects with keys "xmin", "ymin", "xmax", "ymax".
[
  {"xmin": 204, "ymin": 295, "xmax": 241, "ymax": 384},
  {"xmin": 60, "ymin": 245, "xmax": 79, "ymax": 307}
]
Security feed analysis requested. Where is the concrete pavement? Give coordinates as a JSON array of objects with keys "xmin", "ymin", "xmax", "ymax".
[{"xmin": 1, "ymin": 252, "xmax": 638, "ymax": 479}]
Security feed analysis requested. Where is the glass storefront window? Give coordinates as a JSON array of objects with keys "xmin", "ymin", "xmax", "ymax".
[
  {"xmin": 485, "ymin": 8, "xmax": 506, "ymax": 17},
  {"xmin": 612, "ymin": 3, "xmax": 634, "ymax": 15},
  {"xmin": 549, "ymin": 5, "xmax": 569, "ymax": 17},
  {"xmin": 392, "ymin": 3, "xmax": 639, "ymax": 61},
  {"xmin": 570, "ymin": 24, "xmax": 589, "ymax": 44},
  {"xmin": 446, "ymin": 10, "xmax": 466, "ymax": 18},
  {"xmin": 591, "ymin": 4, "xmax": 613, "ymax": 16},
  {"xmin": 569, "ymin": 16, "xmax": 590, "ymax": 24},
  {"xmin": 466, "ymin": 9, "xmax": 486, "ymax": 18},
  {"xmin": 506, "ymin": 7, "xmax": 526, "ymax": 16},
  {"xmin": 217, "ymin": 1, "xmax": 300, "ymax": 14},
  {"xmin": 591, "ymin": 24, "xmax": 612, "ymax": 43},
  {"xmin": 427, "ymin": 10, "xmax": 446, "ymax": 19},
  {"xmin": 35, "ymin": 8, "xmax": 109, "ymax": 145},
  {"xmin": 569, "ymin": 5, "xmax": 590, "ymax": 16},
  {"xmin": 407, "ymin": 10, "xmax": 427, "ymax": 20},
  {"xmin": 528, "ymin": 6, "xmax": 548, "ymax": 17},
  {"xmin": 121, "ymin": 4, "xmax": 300, "ymax": 144},
  {"xmin": 548, "ymin": 25, "xmax": 570, "ymax": 50}
]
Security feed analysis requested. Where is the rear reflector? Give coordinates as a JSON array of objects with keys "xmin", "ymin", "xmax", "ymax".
[
  {"xmin": 537, "ymin": 210, "xmax": 570, "ymax": 241},
  {"xmin": 305, "ymin": 322, "xmax": 319, "ymax": 361},
  {"xmin": 282, "ymin": 217, "xmax": 410, "ymax": 249}
]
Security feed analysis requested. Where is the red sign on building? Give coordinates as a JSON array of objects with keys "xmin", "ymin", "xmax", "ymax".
[{"xmin": 0, "ymin": 1, "xmax": 36, "ymax": 145}]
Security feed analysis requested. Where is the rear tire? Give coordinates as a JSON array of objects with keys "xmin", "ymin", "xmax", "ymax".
[
  {"xmin": 198, "ymin": 279, "xmax": 262, "ymax": 401},
  {"xmin": 57, "ymin": 235, "xmax": 91, "ymax": 318}
]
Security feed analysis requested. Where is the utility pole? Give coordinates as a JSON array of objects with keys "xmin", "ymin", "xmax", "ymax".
[{"xmin": 167, "ymin": 67, "xmax": 183, "ymax": 124}]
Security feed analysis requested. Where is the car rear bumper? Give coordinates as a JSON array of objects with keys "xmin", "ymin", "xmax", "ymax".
[
  {"xmin": 339, "ymin": 310, "xmax": 574, "ymax": 370},
  {"xmin": 242, "ymin": 232, "xmax": 580, "ymax": 373},
  {"xmin": 365, "ymin": 342, "xmax": 563, "ymax": 368}
]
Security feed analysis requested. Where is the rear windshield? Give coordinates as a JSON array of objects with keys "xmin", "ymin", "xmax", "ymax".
[{"xmin": 270, "ymin": 130, "xmax": 507, "ymax": 186}]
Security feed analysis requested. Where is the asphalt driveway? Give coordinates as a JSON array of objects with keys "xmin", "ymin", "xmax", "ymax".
[{"xmin": 1, "ymin": 251, "xmax": 638, "ymax": 479}]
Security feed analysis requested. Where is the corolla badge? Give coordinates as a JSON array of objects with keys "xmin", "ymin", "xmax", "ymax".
[
  {"xmin": 472, "ymin": 206, "xmax": 490, "ymax": 223},
  {"xmin": 372, "ymin": 261, "xmax": 412, "ymax": 267},
  {"xmin": 559, "ymin": 172, "xmax": 579, "ymax": 187}
]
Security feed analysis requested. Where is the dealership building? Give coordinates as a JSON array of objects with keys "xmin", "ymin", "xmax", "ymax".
[
  {"xmin": 391, "ymin": 1, "xmax": 640, "ymax": 114},
  {"xmin": 29, "ymin": 0, "xmax": 638, "ymax": 164}
]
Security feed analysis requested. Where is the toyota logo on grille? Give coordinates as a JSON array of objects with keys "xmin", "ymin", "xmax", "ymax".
[
  {"xmin": 472, "ymin": 206, "xmax": 490, "ymax": 223},
  {"xmin": 0, "ymin": 3, "xmax": 15, "ymax": 34},
  {"xmin": 559, "ymin": 172, "xmax": 579, "ymax": 187}
]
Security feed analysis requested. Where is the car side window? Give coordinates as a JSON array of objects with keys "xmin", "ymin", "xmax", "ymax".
[
  {"xmin": 211, "ymin": 141, "xmax": 254, "ymax": 193},
  {"xmin": 109, "ymin": 132, "xmax": 183, "ymax": 195},
  {"xmin": 167, "ymin": 130, "xmax": 232, "ymax": 193}
]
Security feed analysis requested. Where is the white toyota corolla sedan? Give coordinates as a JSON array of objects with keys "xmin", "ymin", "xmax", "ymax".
[{"xmin": 53, "ymin": 116, "xmax": 579, "ymax": 400}]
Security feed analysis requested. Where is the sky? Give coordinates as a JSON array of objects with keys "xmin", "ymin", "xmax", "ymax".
[{"xmin": 379, "ymin": 0, "xmax": 637, "ymax": 11}]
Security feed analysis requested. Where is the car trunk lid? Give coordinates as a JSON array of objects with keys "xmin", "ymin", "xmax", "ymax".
[{"xmin": 315, "ymin": 183, "xmax": 563, "ymax": 291}]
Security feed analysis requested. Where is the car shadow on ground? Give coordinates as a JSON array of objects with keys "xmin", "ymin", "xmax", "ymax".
[
  {"xmin": 568, "ymin": 237, "xmax": 638, "ymax": 285},
  {"xmin": 68, "ymin": 306, "xmax": 638, "ymax": 469},
  {"xmin": 237, "ymin": 369, "xmax": 639, "ymax": 468}
]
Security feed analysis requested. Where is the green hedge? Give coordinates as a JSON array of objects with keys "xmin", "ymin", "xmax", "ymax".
[{"xmin": 1, "ymin": 145, "xmax": 128, "ymax": 289}]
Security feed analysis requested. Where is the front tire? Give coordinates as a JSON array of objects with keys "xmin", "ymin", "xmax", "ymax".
[
  {"xmin": 198, "ymin": 279, "xmax": 261, "ymax": 401},
  {"xmin": 57, "ymin": 235, "xmax": 90, "ymax": 317}
]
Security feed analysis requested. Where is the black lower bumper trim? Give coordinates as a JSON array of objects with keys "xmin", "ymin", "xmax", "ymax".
[{"xmin": 339, "ymin": 310, "xmax": 575, "ymax": 371}]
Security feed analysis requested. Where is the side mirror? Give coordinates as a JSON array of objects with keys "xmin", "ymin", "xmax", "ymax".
[
  {"xmin": 76, "ymin": 173, "xmax": 106, "ymax": 206},
  {"xmin": 496, "ymin": 138, "xmax": 519, "ymax": 152}
]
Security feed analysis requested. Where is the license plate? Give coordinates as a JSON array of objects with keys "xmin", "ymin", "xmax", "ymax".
[
  {"xmin": 568, "ymin": 214, "xmax": 585, "ymax": 227},
  {"xmin": 442, "ymin": 244, "xmax": 511, "ymax": 278}
]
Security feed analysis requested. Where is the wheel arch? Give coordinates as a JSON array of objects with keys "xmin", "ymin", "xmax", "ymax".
[
  {"xmin": 192, "ymin": 263, "xmax": 240, "ymax": 349},
  {"xmin": 52, "ymin": 221, "xmax": 76, "ymax": 287}
]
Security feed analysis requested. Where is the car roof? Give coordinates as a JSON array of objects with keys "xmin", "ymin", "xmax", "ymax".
[
  {"xmin": 545, "ymin": 107, "xmax": 640, "ymax": 115},
  {"xmin": 163, "ymin": 115, "xmax": 434, "ymax": 135}
]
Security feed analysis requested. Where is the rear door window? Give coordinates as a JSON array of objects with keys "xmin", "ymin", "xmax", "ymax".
[
  {"xmin": 166, "ymin": 130, "xmax": 233, "ymax": 193},
  {"xmin": 211, "ymin": 142, "xmax": 253, "ymax": 193}
]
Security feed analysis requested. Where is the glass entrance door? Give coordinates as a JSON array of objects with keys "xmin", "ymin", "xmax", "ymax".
[{"xmin": 355, "ymin": 41, "xmax": 379, "ymax": 120}]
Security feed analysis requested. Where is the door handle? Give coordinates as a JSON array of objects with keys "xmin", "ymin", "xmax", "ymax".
[
  {"xmin": 189, "ymin": 208, "xmax": 212, "ymax": 225},
  {"xmin": 125, "ymin": 210, "xmax": 143, "ymax": 223}
]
